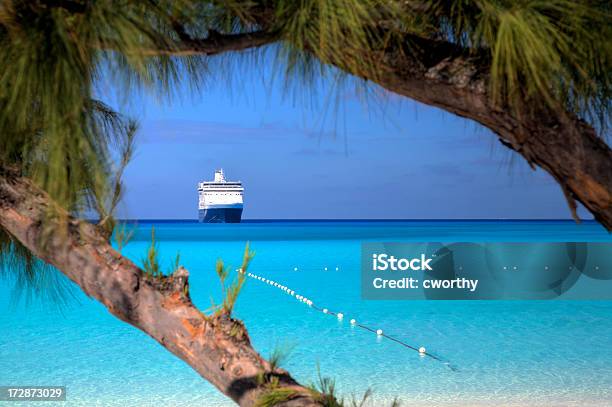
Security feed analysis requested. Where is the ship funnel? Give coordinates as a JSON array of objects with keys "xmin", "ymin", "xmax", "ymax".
[{"xmin": 214, "ymin": 169, "xmax": 226, "ymax": 182}]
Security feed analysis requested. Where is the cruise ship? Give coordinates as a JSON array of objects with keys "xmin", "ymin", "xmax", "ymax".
[{"xmin": 197, "ymin": 169, "xmax": 244, "ymax": 223}]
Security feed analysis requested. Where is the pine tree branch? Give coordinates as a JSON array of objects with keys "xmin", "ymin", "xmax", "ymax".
[
  {"xmin": 0, "ymin": 166, "xmax": 323, "ymax": 407},
  {"xmin": 114, "ymin": 29, "xmax": 279, "ymax": 57}
]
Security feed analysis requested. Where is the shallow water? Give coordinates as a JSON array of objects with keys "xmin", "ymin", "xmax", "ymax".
[{"xmin": 1, "ymin": 220, "xmax": 612, "ymax": 406}]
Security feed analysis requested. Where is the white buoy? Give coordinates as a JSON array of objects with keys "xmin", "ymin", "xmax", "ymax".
[
  {"xmin": 323, "ymin": 308, "xmax": 328, "ymax": 314},
  {"xmin": 293, "ymin": 267, "xmax": 298, "ymax": 271},
  {"xmin": 376, "ymin": 329, "xmax": 383, "ymax": 336},
  {"xmin": 335, "ymin": 267, "xmax": 339, "ymax": 271},
  {"xmin": 324, "ymin": 267, "xmax": 328, "ymax": 271},
  {"xmin": 419, "ymin": 347, "xmax": 426, "ymax": 354},
  {"xmin": 350, "ymin": 319, "xmax": 356, "ymax": 325},
  {"xmin": 337, "ymin": 313, "xmax": 344, "ymax": 319}
]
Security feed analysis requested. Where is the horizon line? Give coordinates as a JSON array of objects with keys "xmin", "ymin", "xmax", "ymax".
[{"xmin": 108, "ymin": 218, "xmax": 597, "ymax": 223}]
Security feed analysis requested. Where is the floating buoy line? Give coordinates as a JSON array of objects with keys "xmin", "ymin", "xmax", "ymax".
[{"xmin": 238, "ymin": 269, "xmax": 456, "ymax": 370}]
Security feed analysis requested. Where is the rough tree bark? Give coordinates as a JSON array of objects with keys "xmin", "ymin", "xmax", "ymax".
[
  {"xmin": 1, "ymin": 5, "xmax": 610, "ymax": 406},
  {"xmin": 105, "ymin": 4, "xmax": 612, "ymax": 229},
  {"xmin": 0, "ymin": 166, "xmax": 322, "ymax": 407},
  {"xmin": 332, "ymin": 37, "xmax": 612, "ymax": 229},
  {"xmin": 245, "ymin": 8, "xmax": 612, "ymax": 229}
]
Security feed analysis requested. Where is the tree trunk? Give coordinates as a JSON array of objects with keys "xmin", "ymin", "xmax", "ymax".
[
  {"xmin": 242, "ymin": 7, "xmax": 612, "ymax": 228},
  {"xmin": 177, "ymin": 22, "xmax": 612, "ymax": 228},
  {"xmin": 107, "ymin": 8, "xmax": 612, "ymax": 229},
  {"xmin": 0, "ymin": 166, "xmax": 322, "ymax": 407},
  {"xmin": 325, "ymin": 37, "xmax": 612, "ymax": 229}
]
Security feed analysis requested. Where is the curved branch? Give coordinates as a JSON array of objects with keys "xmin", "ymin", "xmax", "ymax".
[
  {"xmin": 349, "ymin": 36, "xmax": 612, "ymax": 229},
  {"xmin": 0, "ymin": 166, "xmax": 322, "ymax": 407},
  {"xmin": 122, "ymin": 29, "xmax": 279, "ymax": 57},
  {"xmin": 130, "ymin": 10, "xmax": 612, "ymax": 229}
]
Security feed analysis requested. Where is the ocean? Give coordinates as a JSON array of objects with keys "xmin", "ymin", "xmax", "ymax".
[{"xmin": 1, "ymin": 220, "xmax": 612, "ymax": 406}]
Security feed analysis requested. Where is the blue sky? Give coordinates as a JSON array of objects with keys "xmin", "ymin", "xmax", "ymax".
[{"xmin": 102, "ymin": 57, "xmax": 590, "ymax": 220}]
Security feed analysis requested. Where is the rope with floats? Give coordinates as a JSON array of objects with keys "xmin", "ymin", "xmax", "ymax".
[{"xmin": 238, "ymin": 269, "xmax": 456, "ymax": 370}]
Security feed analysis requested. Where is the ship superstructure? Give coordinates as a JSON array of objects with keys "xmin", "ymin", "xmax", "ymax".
[{"xmin": 197, "ymin": 169, "xmax": 244, "ymax": 223}]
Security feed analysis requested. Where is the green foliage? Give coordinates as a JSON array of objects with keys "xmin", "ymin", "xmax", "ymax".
[
  {"xmin": 309, "ymin": 368, "xmax": 342, "ymax": 407},
  {"xmin": 255, "ymin": 372, "xmax": 398, "ymax": 407},
  {"xmin": 255, "ymin": 387, "xmax": 298, "ymax": 407},
  {"xmin": 95, "ymin": 124, "xmax": 137, "ymax": 237},
  {"xmin": 210, "ymin": 243, "xmax": 254, "ymax": 316},
  {"xmin": 0, "ymin": 228, "xmax": 75, "ymax": 306},
  {"xmin": 0, "ymin": 0, "xmax": 608, "ymax": 195},
  {"xmin": 141, "ymin": 227, "xmax": 182, "ymax": 279},
  {"xmin": 0, "ymin": 0, "xmax": 609, "ymax": 302},
  {"xmin": 423, "ymin": 1, "xmax": 611, "ymax": 129},
  {"xmin": 307, "ymin": 366, "xmax": 401, "ymax": 407},
  {"xmin": 0, "ymin": 0, "xmax": 203, "ymax": 217},
  {"xmin": 141, "ymin": 227, "xmax": 162, "ymax": 279},
  {"xmin": 113, "ymin": 222, "xmax": 135, "ymax": 252},
  {"xmin": 222, "ymin": 242, "xmax": 254, "ymax": 315},
  {"xmin": 254, "ymin": 344, "xmax": 297, "ymax": 406},
  {"xmin": 271, "ymin": 0, "xmax": 396, "ymax": 77},
  {"xmin": 5, "ymin": 2, "xmax": 604, "ymax": 201},
  {"xmin": 169, "ymin": 251, "xmax": 181, "ymax": 275},
  {"xmin": 268, "ymin": 342, "xmax": 294, "ymax": 372}
]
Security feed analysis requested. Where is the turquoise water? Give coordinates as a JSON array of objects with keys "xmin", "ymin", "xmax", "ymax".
[{"xmin": 2, "ymin": 220, "xmax": 612, "ymax": 406}]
